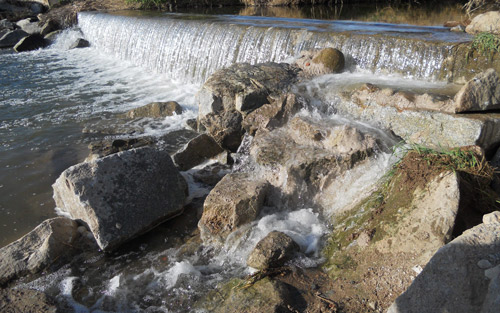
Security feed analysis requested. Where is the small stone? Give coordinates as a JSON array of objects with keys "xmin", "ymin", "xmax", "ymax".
[
  {"xmin": 69, "ymin": 38, "xmax": 90, "ymax": 49},
  {"xmin": 483, "ymin": 211, "xmax": 500, "ymax": 225},
  {"xmin": 478, "ymin": 259, "xmax": 493, "ymax": 269},
  {"xmin": 125, "ymin": 101, "xmax": 182, "ymax": 119},
  {"xmin": 247, "ymin": 231, "xmax": 300, "ymax": 270}
]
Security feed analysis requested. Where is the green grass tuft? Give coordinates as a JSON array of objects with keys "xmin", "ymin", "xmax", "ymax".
[{"xmin": 468, "ymin": 32, "xmax": 500, "ymax": 62}]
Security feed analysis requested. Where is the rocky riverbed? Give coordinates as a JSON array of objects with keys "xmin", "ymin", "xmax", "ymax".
[{"xmin": 2, "ymin": 2, "xmax": 500, "ymax": 312}]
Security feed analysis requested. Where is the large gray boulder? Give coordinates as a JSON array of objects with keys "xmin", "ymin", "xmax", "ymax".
[
  {"xmin": 341, "ymin": 86, "xmax": 500, "ymax": 151},
  {"xmin": 388, "ymin": 211, "xmax": 500, "ymax": 313},
  {"xmin": 454, "ymin": 69, "xmax": 500, "ymax": 112},
  {"xmin": 0, "ymin": 29, "xmax": 28, "ymax": 48},
  {"xmin": 247, "ymin": 231, "xmax": 300, "ymax": 270},
  {"xmin": 197, "ymin": 62, "xmax": 298, "ymax": 119},
  {"xmin": 0, "ymin": 217, "xmax": 79, "ymax": 286},
  {"xmin": 198, "ymin": 173, "xmax": 270, "ymax": 243},
  {"xmin": 53, "ymin": 147, "xmax": 188, "ymax": 251},
  {"xmin": 466, "ymin": 11, "xmax": 500, "ymax": 35}
]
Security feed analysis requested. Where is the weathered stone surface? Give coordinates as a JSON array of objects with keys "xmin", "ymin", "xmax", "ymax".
[
  {"xmin": 454, "ymin": 69, "xmax": 500, "ymax": 112},
  {"xmin": 295, "ymin": 48, "xmax": 345, "ymax": 76},
  {"xmin": 200, "ymin": 109, "xmax": 244, "ymax": 152},
  {"xmin": 375, "ymin": 171, "xmax": 461, "ymax": 264},
  {"xmin": 15, "ymin": 18, "xmax": 42, "ymax": 35},
  {"xmin": 0, "ymin": 29, "xmax": 28, "ymax": 48},
  {"xmin": 197, "ymin": 62, "xmax": 298, "ymax": 151},
  {"xmin": 86, "ymin": 137, "xmax": 155, "ymax": 161},
  {"xmin": 53, "ymin": 147, "xmax": 188, "ymax": 251},
  {"xmin": 242, "ymin": 93, "xmax": 304, "ymax": 136},
  {"xmin": 352, "ymin": 84, "xmax": 456, "ymax": 113},
  {"xmin": 0, "ymin": 217, "xmax": 79, "ymax": 286},
  {"xmin": 125, "ymin": 101, "xmax": 182, "ymax": 119},
  {"xmin": 198, "ymin": 173, "xmax": 269, "ymax": 242},
  {"xmin": 192, "ymin": 162, "xmax": 231, "ymax": 187},
  {"xmin": 483, "ymin": 211, "xmax": 500, "ymax": 224},
  {"xmin": 197, "ymin": 62, "xmax": 298, "ymax": 119},
  {"xmin": 388, "ymin": 218, "xmax": 500, "ymax": 313},
  {"xmin": 466, "ymin": 11, "xmax": 500, "ymax": 35},
  {"xmin": 14, "ymin": 33, "xmax": 47, "ymax": 52},
  {"xmin": 0, "ymin": 289, "xmax": 58, "ymax": 313},
  {"xmin": 173, "ymin": 134, "xmax": 224, "ymax": 171},
  {"xmin": 69, "ymin": 38, "xmax": 90, "ymax": 49},
  {"xmin": 250, "ymin": 116, "xmax": 377, "ymax": 200},
  {"xmin": 247, "ymin": 231, "xmax": 300, "ymax": 270},
  {"xmin": 211, "ymin": 278, "xmax": 298, "ymax": 313},
  {"xmin": 341, "ymin": 87, "xmax": 500, "ymax": 151}
]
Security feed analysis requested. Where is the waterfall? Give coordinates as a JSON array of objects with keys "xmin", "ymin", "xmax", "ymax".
[{"xmin": 78, "ymin": 12, "xmax": 460, "ymax": 83}]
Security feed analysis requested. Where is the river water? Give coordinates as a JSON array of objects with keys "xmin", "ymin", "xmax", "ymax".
[{"xmin": 0, "ymin": 7, "xmax": 471, "ymax": 312}]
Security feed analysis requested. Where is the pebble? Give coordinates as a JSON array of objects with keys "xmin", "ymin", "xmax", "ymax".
[
  {"xmin": 478, "ymin": 259, "xmax": 493, "ymax": 269},
  {"xmin": 483, "ymin": 211, "xmax": 500, "ymax": 225}
]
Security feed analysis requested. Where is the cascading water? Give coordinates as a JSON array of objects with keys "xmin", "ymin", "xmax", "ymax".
[
  {"xmin": 3, "ymin": 10, "xmax": 471, "ymax": 313},
  {"xmin": 78, "ymin": 12, "xmax": 470, "ymax": 83}
]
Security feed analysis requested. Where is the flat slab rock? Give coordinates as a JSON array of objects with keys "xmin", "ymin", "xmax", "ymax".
[
  {"xmin": 53, "ymin": 146, "xmax": 188, "ymax": 251},
  {"xmin": 344, "ymin": 88, "xmax": 500, "ymax": 151}
]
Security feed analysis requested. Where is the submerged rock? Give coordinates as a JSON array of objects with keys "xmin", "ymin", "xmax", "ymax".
[
  {"xmin": 247, "ymin": 231, "xmax": 300, "ymax": 270},
  {"xmin": 69, "ymin": 38, "xmax": 90, "ymax": 49},
  {"xmin": 198, "ymin": 173, "xmax": 269, "ymax": 242},
  {"xmin": 466, "ymin": 11, "xmax": 500, "ymax": 35},
  {"xmin": 53, "ymin": 147, "xmax": 188, "ymax": 251},
  {"xmin": 454, "ymin": 69, "xmax": 500, "ymax": 112},
  {"xmin": 295, "ymin": 47, "xmax": 345, "ymax": 76},
  {"xmin": 14, "ymin": 33, "xmax": 47, "ymax": 52},
  {"xmin": 125, "ymin": 101, "xmax": 183, "ymax": 119},
  {"xmin": 173, "ymin": 134, "xmax": 224, "ymax": 171},
  {"xmin": 0, "ymin": 289, "xmax": 58, "ymax": 313},
  {"xmin": 0, "ymin": 29, "xmax": 28, "ymax": 48},
  {"xmin": 0, "ymin": 217, "xmax": 80, "ymax": 286},
  {"xmin": 388, "ymin": 214, "xmax": 500, "ymax": 313}
]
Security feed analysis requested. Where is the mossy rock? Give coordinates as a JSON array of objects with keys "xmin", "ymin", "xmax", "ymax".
[
  {"xmin": 198, "ymin": 277, "xmax": 299, "ymax": 313},
  {"xmin": 312, "ymin": 48, "xmax": 345, "ymax": 73}
]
